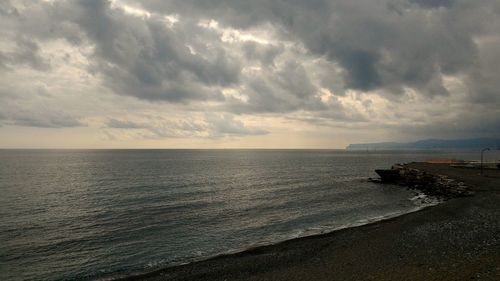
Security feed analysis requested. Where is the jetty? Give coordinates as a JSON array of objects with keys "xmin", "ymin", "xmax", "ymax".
[{"xmin": 372, "ymin": 163, "xmax": 474, "ymax": 198}]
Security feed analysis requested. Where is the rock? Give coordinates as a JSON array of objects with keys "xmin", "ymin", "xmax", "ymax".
[{"xmin": 373, "ymin": 164, "xmax": 474, "ymax": 199}]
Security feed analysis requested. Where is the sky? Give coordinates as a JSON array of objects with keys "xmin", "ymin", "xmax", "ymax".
[{"xmin": 0, "ymin": 0, "xmax": 499, "ymax": 148}]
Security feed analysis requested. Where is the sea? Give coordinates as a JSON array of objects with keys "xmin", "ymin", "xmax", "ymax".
[{"xmin": 0, "ymin": 149, "xmax": 483, "ymax": 281}]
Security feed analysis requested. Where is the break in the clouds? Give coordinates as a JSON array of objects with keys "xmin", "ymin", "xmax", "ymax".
[{"xmin": 0, "ymin": 0, "xmax": 499, "ymax": 148}]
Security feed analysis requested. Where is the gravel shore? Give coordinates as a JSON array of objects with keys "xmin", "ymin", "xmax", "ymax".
[{"xmin": 122, "ymin": 163, "xmax": 500, "ymax": 281}]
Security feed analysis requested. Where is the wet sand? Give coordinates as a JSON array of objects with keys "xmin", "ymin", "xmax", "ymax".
[{"xmin": 123, "ymin": 163, "xmax": 500, "ymax": 281}]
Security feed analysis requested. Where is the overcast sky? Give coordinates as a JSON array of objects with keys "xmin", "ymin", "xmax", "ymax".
[{"xmin": 0, "ymin": 0, "xmax": 499, "ymax": 148}]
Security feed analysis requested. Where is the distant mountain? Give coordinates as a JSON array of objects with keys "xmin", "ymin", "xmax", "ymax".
[{"xmin": 346, "ymin": 138, "xmax": 500, "ymax": 150}]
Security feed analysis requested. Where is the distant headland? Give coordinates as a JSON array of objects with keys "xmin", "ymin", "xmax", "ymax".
[{"xmin": 346, "ymin": 137, "xmax": 500, "ymax": 150}]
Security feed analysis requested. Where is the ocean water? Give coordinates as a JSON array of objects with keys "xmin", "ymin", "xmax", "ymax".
[{"xmin": 0, "ymin": 149, "xmax": 480, "ymax": 281}]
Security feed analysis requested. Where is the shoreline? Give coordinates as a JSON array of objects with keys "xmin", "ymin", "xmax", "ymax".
[
  {"xmin": 116, "ymin": 163, "xmax": 500, "ymax": 281},
  {"xmin": 113, "ymin": 198, "xmax": 439, "ymax": 280}
]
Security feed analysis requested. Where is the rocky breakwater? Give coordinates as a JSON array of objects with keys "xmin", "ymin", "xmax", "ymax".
[{"xmin": 372, "ymin": 164, "xmax": 474, "ymax": 199}]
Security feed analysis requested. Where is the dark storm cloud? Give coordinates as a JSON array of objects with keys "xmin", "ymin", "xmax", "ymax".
[
  {"xmin": 1, "ymin": 0, "xmax": 242, "ymax": 102},
  {"xmin": 70, "ymin": 0, "xmax": 241, "ymax": 102},
  {"xmin": 2, "ymin": 0, "xmax": 500, "ymax": 138},
  {"xmin": 227, "ymin": 60, "xmax": 326, "ymax": 114},
  {"xmin": 4, "ymin": 0, "xmax": 500, "ymax": 102},
  {"xmin": 128, "ymin": 0, "xmax": 500, "ymax": 139},
  {"xmin": 132, "ymin": 0, "xmax": 499, "ymax": 99},
  {"xmin": 281, "ymin": 0, "xmax": 480, "ymax": 97},
  {"xmin": 391, "ymin": 109, "xmax": 500, "ymax": 139},
  {"xmin": 2, "ymin": 0, "xmax": 329, "ymax": 113},
  {"xmin": 464, "ymin": 37, "xmax": 500, "ymax": 104}
]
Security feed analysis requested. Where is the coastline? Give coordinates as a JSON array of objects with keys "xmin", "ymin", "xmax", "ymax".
[{"xmin": 117, "ymin": 163, "xmax": 500, "ymax": 281}]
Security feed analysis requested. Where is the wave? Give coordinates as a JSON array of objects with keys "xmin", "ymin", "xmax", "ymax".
[{"xmin": 96, "ymin": 193, "xmax": 442, "ymax": 281}]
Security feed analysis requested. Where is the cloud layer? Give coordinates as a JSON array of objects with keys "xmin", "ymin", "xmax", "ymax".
[{"xmin": 0, "ymin": 0, "xmax": 499, "ymax": 147}]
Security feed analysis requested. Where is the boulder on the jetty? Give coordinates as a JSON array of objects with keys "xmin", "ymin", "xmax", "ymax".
[{"xmin": 374, "ymin": 164, "xmax": 474, "ymax": 199}]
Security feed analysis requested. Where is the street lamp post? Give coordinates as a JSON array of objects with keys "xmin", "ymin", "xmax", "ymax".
[{"xmin": 481, "ymin": 148, "xmax": 490, "ymax": 175}]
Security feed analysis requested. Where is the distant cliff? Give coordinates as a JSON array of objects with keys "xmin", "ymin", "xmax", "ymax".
[{"xmin": 346, "ymin": 138, "xmax": 500, "ymax": 150}]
